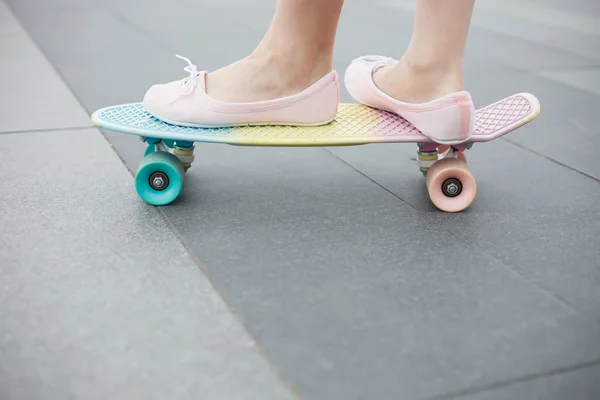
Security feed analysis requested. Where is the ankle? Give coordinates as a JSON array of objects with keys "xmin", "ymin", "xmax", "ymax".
[
  {"xmin": 248, "ymin": 48, "xmax": 332, "ymax": 86},
  {"xmin": 402, "ymin": 42, "xmax": 464, "ymax": 72},
  {"xmin": 385, "ymin": 56, "xmax": 464, "ymax": 97},
  {"xmin": 400, "ymin": 51, "xmax": 463, "ymax": 86}
]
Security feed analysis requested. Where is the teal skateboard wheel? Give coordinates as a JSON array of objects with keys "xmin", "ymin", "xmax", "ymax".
[{"xmin": 135, "ymin": 151, "xmax": 185, "ymax": 206}]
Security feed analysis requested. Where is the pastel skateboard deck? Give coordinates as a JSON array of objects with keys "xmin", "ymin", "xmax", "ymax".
[{"xmin": 91, "ymin": 93, "xmax": 540, "ymax": 212}]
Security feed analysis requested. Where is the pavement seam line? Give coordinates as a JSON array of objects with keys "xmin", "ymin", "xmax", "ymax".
[
  {"xmin": 423, "ymin": 357, "xmax": 600, "ymax": 400},
  {"xmin": 502, "ymin": 57, "xmax": 600, "ymax": 97},
  {"xmin": 535, "ymin": 65, "xmax": 600, "ymax": 72},
  {"xmin": 502, "ymin": 137, "xmax": 600, "ymax": 183},
  {"xmin": 0, "ymin": 126, "xmax": 96, "ymax": 135}
]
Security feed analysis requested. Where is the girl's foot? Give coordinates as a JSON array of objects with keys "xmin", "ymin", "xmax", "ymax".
[
  {"xmin": 344, "ymin": 55, "xmax": 474, "ymax": 145},
  {"xmin": 142, "ymin": 54, "xmax": 339, "ymax": 128}
]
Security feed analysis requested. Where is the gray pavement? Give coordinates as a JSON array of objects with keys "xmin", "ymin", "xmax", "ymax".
[{"xmin": 1, "ymin": 0, "xmax": 599, "ymax": 399}]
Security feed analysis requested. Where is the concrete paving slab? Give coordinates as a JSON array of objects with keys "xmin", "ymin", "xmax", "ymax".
[
  {"xmin": 0, "ymin": 1, "xmax": 20, "ymax": 36},
  {"xmin": 456, "ymin": 364, "xmax": 600, "ymax": 400},
  {"xmin": 473, "ymin": 0, "xmax": 600, "ymax": 36},
  {"xmin": 469, "ymin": 7, "xmax": 600, "ymax": 63},
  {"xmin": 463, "ymin": 28, "xmax": 600, "ymax": 73},
  {"xmin": 330, "ymin": 138, "xmax": 600, "ymax": 323},
  {"xmin": 0, "ymin": 130, "xmax": 295, "ymax": 400},
  {"xmin": 0, "ymin": 2, "xmax": 91, "ymax": 133},
  {"xmin": 523, "ymin": 0, "xmax": 600, "ymax": 16},
  {"xmin": 538, "ymin": 68, "xmax": 600, "ymax": 96}
]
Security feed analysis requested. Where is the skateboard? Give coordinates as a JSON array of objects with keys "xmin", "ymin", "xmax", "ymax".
[{"xmin": 91, "ymin": 93, "xmax": 540, "ymax": 212}]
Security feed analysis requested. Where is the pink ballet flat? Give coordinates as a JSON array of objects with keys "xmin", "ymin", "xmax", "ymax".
[
  {"xmin": 344, "ymin": 55, "xmax": 474, "ymax": 145},
  {"xmin": 143, "ymin": 55, "xmax": 340, "ymax": 127}
]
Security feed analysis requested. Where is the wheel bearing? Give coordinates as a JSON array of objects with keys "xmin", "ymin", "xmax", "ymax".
[
  {"xmin": 442, "ymin": 178, "xmax": 462, "ymax": 197},
  {"xmin": 149, "ymin": 171, "xmax": 169, "ymax": 191}
]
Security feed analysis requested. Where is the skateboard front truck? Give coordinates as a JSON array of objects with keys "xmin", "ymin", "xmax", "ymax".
[{"xmin": 134, "ymin": 138, "xmax": 196, "ymax": 206}]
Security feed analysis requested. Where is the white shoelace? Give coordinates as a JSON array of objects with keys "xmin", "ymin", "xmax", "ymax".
[{"xmin": 176, "ymin": 54, "xmax": 199, "ymax": 94}]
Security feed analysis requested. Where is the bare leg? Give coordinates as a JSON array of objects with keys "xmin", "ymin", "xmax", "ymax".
[
  {"xmin": 206, "ymin": 0, "xmax": 344, "ymax": 102},
  {"xmin": 374, "ymin": 0, "xmax": 475, "ymax": 103}
]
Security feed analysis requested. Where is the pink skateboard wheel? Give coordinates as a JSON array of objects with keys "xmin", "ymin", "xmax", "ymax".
[{"xmin": 426, "ymin": 158, "xmax": 476, "ymax": 212}]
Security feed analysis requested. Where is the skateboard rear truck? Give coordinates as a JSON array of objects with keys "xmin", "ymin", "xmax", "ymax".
[{"xmin": 417, "ymin": 142, "xmax": 476, "ymax": 212}]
